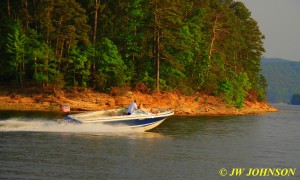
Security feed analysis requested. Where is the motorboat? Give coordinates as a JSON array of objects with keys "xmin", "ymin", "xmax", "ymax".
[{"xmin": 62, "ymin": 108, "xmax": 174, "ymax": 131}]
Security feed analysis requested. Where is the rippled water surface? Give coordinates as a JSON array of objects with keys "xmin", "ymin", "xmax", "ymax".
[{"xmin": 1, "ymin": 105, "xmax": 300, "ymax": 179}]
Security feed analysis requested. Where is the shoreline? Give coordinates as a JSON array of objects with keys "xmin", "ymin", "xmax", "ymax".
[{"xmin": 0, "ymin": 88, "xmax": 278, "ymax": 116}]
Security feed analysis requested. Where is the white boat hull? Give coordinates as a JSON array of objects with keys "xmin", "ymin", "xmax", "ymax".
[{"xmin": 63, "ymin": 109, "xmax": 174, "ymax": 131}]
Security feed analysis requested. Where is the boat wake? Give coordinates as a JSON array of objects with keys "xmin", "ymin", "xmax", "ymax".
[{"xmin": 0, "ymin": 118, "xmax": 144, "ymax": 133}]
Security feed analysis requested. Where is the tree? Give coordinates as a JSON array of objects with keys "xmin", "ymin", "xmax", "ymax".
[
  {"xmin": 38, "ymin": 0, "xmax": 90, "ymax": 73},
  {"xmin": 148, "ymin": 0, "xmax": 190, "ymax": 92},
  {"xmin": 231, "ymin": 1, "xmax": 265, "ymax": 85},
  {"xmin": 93, "ymin": 0, "xmax": 100, "ymax": 44},
  {"xmin": 256, "ymin": 74, "xmax": 267, "ymax": 101},
  {"xmin": 219, "ymin": 72, "xmax": 251, "ymax": 108},
  {"xmin": 6, "ymin": 20, "xmax": 27, "ymax": 87},
  {"xmin": 96, "ymin": 38, "xmax": 127, "ymax": 90},
  {"xmin": 187, "ymin": 7, "xmax": 208, "ymax": 89},
  {"xmin": 0, "ymin": 0, "xmax": 268, "ymax": 106},
  {"xmin": 26, "ymin": 28, "xmax": 56, "ymax": 87},
  {"xmin": 69, "ymin": 47, "xmax": 91, "ymax": 88},
  {"xmin": 117, "ymin": 0, "xmax": 146, "ymax": 86},
  {"xmin": 201, "ymin": 0, "xmax": 235, "ymax": 91}
]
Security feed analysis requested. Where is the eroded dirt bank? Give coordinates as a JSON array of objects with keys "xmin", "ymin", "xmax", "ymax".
[{"xmin": 0, "ymin": 87, "xmax": 277, "ymax": 115}]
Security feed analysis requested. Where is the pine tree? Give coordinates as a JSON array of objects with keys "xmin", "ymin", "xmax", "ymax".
[
  {"xmin": 0, "ymin": 0, "xmax": 268, "ymax": 104},
  {"xmin": 6, "ymin": 20, "xmax": 27, "ymax": 87}
]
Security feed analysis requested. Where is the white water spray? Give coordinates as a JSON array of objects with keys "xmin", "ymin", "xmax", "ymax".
[{"xmin": 0, "ymin": 118, "xmax": 144, "ymax": 133}]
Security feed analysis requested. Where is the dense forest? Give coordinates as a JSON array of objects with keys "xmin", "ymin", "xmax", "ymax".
[
  {"xmin": 0, "ymin": 0, "xmax": 266, "ymax": 108},
  {"xmin": 261, "ymin": 58, "xmax": 300, "ymax": 104}
]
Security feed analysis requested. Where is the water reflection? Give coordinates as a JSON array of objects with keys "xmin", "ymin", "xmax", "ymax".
[
  {"xmin": 67, "ymin": 131, "xmax": 166, "ymax": 140},
  {"xmin": 153, "ymin": 115, "xmax": 261, "ymax": 138},
  {"xmin": 1, "ymin": 107, "xmax": 300, "ymax": 180},
  {"xmin": 0, "ymin": 110, "xmax": 65, "ymax": 120},
  {"xmin": 1, "ymin": 110, "xmax": 261, "ymax": 139}
]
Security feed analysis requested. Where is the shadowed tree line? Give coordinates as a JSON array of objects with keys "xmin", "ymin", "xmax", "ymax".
[
  {"xmin": 261, "ymin": 58, "xmax": 300, "ymax": 104},
  {"xmin": 0, "ymin": 0, "xmax": 267, "ymax": 108}
]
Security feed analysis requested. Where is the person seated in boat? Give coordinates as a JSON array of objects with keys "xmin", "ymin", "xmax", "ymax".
[
  {"xmin": 150, "ymin": 108, "xmax": 158, "ymax": 115},
  {"xmin": 138, "ymin": 103, "xmax": 154, "ymax": 114},
  {"xmin": 127, "ymin": 100, "xmax": 138, "ymax": 115}
]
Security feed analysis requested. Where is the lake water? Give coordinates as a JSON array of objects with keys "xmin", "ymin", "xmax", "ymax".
[{"xmin": 1, "ymin": 104, "xmax": 300, "ymax": 179}]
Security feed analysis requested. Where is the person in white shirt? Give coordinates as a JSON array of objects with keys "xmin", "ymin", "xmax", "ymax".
[{"xmin": 127, "ymin": 100, "xmax": 138, "ymax": 115}]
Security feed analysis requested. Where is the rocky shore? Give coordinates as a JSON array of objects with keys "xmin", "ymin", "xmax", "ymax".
[{"xmin": 0, "ymin": 87, "xmax": 277, "ymax": 115}]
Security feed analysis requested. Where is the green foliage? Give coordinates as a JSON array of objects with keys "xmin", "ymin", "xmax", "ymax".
[
  {"xmin": 0, "ymin": 0, "xmax": 266, "ymax": 107},
  {"xmin": 261, "ymin": 58, "xmax": 300, "ymax": 103},
  {"xmin": 219, "ymin": 72, "xmax": 251, "ymax": 108},
  {"xmin": 233, "ymin": 73, "xmax": 251, "ymax": 108},
  {"xmin": 53, "ymin": 73, "xmax": 66, "ymax": 91},
  {"xmin": 219, "ymin": 78, "xmax": 234, "ymax": 104},
  {"xmin": 256, "ymin": 74, "xmax": 267, "ymax": 101},
  {"xmin": 69, "ymin": 47, "xmax": 91, "ymax": 88},
  {"xmin": 26, "ymin": 28, "xmax": 56, "ymax": 86},
  {"xmin": 97, "ymin": 38, "xmax": 127, "ymax": 90},
  {"xmin": 6, "ymin": 20, "xmax": 27, "ymax": 86},
  {"xmin": 141, "ymin": 72, "xmax": 156, "ymax": 89}
]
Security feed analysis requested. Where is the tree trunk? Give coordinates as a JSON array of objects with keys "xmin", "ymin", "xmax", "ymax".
[
  {"xmin": 33, "ymin": 0, "xmax": 38, "ymax": 30},
  {"xmin": 19, "ymin": 64, "xmax": 23, "ymax": 88},
  {"xmin": 55, "ymin": 16, "xmax": 63, "ymax": 58},
  {"xmin": 25, "ymin": 0, "xmax": 29, "ymax": 29},
  {"xmin": 34, "ymin": 56, "xmax": 37, "ymax": 75},
  {"xmin": 92, "ymin": 0, "xmax": 100, "ymax": 72},
  {"xmin": 46, "ymin": 7, "xmax": 51, "ymax": 44},
  {"xmin": 58, "ymin": 40, "xmax": 64, "ymax": 73},
  {"xmin": 156, "ymin": 29, "xmax": 160, "ymax": 92},
  {"xmin": 44, "ymin": 54, "xmax": 49, "ymax": 88},
  {"xmin": 93, "ymin": 0, "xmax": 100, "ymax": 44},
  {"xmin": 154, "ymin": 0, "xmax": 160, "ymax": 92},
  {"xmin": 7, "ymin": 0, "xmax": 10, "ymax": 16},
  {"xmin": 206, "ymin": 15, "xmax": 219, "ymax": 79}
]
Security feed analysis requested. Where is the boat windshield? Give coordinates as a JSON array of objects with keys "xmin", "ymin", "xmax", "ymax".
[{"xmin": 132, "ymin": 109, "xmax": 151, "ymax": 115}]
